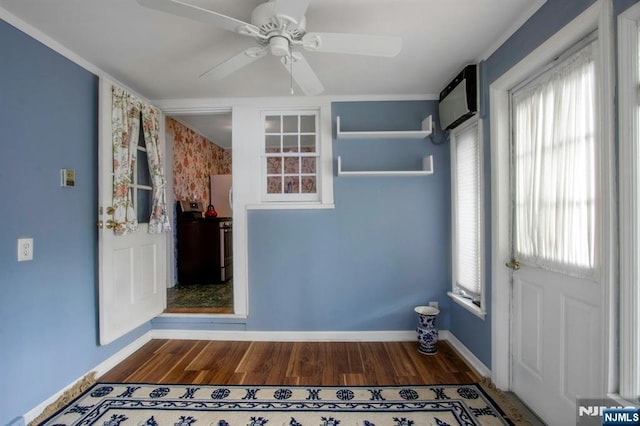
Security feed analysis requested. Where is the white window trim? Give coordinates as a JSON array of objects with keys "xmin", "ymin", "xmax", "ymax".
[
  {"xmin": 489, "ymin": 0, "xmax": 615, "ymax": 390},
  {"xmin": 247, "ymin": 100, "xmax": 334, "ymax": 210},
  {"xmin": 617, "ymin": 2, "xmax": 640, "ymax": 403},
  {"xmin": 261, "ymin": 109, "xmax": 321, "ymax": 203},
  {"xmin": 448, "ymin": 117, "xmax": 486, "ymax": 320}
]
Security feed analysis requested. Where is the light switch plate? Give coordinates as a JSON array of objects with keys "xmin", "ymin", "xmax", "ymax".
[
  {"xmin": 61, "ymin": 168, "xmax": 75, "ymax": 187},
  {"xmin": 17, "ymin": 238, "xmax": 33, "ymax": 261}
]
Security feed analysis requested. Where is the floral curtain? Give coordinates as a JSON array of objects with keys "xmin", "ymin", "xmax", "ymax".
[
  {"xmin": 111, "ymin": 85, "xmax": 171, "ymax": 235},
  {"xmin": 111, "ymin": 86, "xmax": 140, "ymax": 235},
  {"xmin": 141, "ymin": 103, "xmax": 171, "ymax": 233}
]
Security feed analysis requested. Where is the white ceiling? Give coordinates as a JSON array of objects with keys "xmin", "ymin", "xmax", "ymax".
[{"xmin": 0, "ymin": 0, "xmax": 544, "ymax": 145}]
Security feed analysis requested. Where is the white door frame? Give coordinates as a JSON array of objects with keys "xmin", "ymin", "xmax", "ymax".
[
  {"xmin": 161, "ymin": 106, "xmax": 247, "ymax": 317},
  {"xmin": 490, "ymin": 0, "xmax": 616, "ymax": 391},
  {"xmin": 617, "ymin": 2, "xmax": 640, "ymax": 401}
]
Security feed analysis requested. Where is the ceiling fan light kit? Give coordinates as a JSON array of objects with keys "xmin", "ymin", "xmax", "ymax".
[
  {"xmin": 268, "ymin": 35, "xmax": 290, "ymax": 57},
  {"xmin": 137, "ymin": 0, "xmax": 403, "ymax": 96}
]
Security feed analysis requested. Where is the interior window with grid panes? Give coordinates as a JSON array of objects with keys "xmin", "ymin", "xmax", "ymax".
[{"xmin": 264, "ymin": 112, "xmax": 319, "ymax": 201}]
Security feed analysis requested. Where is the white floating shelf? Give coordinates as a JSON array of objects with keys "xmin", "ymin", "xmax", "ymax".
[
  {"xmin": 336, "ymin": 116, "xmax": 433, "ymax": 140},
  {"xmin": 337, "ymin": 155, "xmax": 434, "ymax": 177}
]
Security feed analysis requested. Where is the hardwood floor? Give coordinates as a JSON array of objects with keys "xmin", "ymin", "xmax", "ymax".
[{"xmin": 100, "ymin": 340, "xmax": 482, "ymax": 386}]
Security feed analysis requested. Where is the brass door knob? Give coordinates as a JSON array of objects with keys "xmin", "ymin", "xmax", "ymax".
[
  {"xmin": 106, "ymin": 220, "xmax": 117, "ymax": 229},
  {"xmin": 106, "ymin": 206, "xmax": 115, "ymax": 215},
  {"xmin": 505, "ymin": 259, "xmax": 521, "ymax": 271}
]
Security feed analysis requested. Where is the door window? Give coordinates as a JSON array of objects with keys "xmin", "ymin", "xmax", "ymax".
[
  {"xmin": 135, "ymin": 117, "xmax": 153, "ymax": 224},
  {"xmin": 510, "ymin": 38, "xmax": 596, "ymax": 277}
]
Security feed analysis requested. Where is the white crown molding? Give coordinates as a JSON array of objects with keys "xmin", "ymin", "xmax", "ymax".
[
  {"xmin": 155, "ymin": 94, "xmax": 438, "ymax": 114},
  {"xmin": 477, "ymin": 0, "xmax": 548, "ymax": 62},
  {"xmin": 0, "ymin": 6, "xmax": 153, "ymax": 103},
  {"xmin": 1, "ymin": 7, "xmax": 439, "ymax": 110},
  {"xmin": 0, "ymin": 6, "xmax": 100, "ymax": 77}
]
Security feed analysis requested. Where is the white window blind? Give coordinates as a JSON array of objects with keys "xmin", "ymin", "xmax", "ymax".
[
  {"xmin": 511, "ymin": 40, "xmax": 596, "ymax": 277},
  {"xmin": 453, "ymin": 121, "xmax": 481, "ymax": 296}
]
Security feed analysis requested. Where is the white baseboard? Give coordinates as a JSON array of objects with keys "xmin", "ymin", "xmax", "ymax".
[
  {"xmin": 23, "ymin": 332, "xmax": 153, "ymax": 423},
  {"xmin": 150, "ymin": 329, "xmax": 417, "ymax": 342},
  {"xmin": 24, "ymin": 328, "xmax": 491, "ymax": 422},
  {"xmin": 444, "ymin": 331, "xmax": 492, "ymax": 378}
]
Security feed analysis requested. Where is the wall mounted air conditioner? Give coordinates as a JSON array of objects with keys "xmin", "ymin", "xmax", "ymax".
[{"xmin": 438, "ymin": 64, "xmax": 478, "ymax": 131}]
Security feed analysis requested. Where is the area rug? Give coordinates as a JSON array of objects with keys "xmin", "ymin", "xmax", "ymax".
[
  {"xmin": 39, "ymin": 383, "xmax": 521, "ymax": 425},
  {"xmin": 166, "ymin": 281, "xmax": 233, "ymax": 309}
]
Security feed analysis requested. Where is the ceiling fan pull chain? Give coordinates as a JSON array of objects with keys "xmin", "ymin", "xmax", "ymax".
[{"xmin": 290, "ymin": 55, "xmax": 294, "ymax": 94}]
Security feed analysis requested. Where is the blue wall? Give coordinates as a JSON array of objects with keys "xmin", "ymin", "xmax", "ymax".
[
  {"xmin": 246, "ymin": 101, "xmax": 452, "ymax": 331},
  {"xmin": 0, "ymin": 20, "xmax": 149, "ymax": 425}
]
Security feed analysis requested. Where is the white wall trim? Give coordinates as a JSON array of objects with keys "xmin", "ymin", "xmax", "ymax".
[
  {"xmin": 150, "ymin": 329, "xmax": 418, "ymax": 342},
  {"xmin": 22, "ymin": 332, "xmax": 153, "ymax": 423},
  {"xmin": 617, "ymin": 1, "xmax": 640, "ymax": 401},
  {"xmin": 446, "ymin": 331, "xmax": 492, "ymax": 378},
  {"xmin": 0, "ymin": 7, "xmax": 153, "ymax": 105},
  {"xmin": 489, "ymin": 0, "xmax": 612, "ymax": 391},
  {"xmin": 156, "ymin": 95, "xmax": 437, "ymax": 113},
  {"xmin": 477, "ymin": 0, "xmax": 548, "ymax": 62}
]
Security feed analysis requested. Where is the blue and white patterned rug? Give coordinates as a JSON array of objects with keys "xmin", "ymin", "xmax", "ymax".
[{"xmin": 39, "ymin": 383, "xmax": 519, "ymax": 425}]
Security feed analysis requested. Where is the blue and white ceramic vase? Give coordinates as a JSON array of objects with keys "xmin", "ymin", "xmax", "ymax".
[{"xmin": 414, "ymin": 306, "xmax": 440, "ymax": 355}]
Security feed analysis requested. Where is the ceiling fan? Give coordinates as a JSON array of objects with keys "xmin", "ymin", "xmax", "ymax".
[{"xmin": 136, "ymin": 0, "xmax": 402, "ymax": 95}]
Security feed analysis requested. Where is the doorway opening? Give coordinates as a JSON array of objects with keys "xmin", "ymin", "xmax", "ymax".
[{"xmin": 164, "ymin": 111, "xmax": 234, "ymax": 314}]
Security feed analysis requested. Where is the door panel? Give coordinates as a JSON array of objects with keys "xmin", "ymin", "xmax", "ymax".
[
  {"xmin": 514, "ymin": 277, "xmax": 543, "ymax": 377},
  {"xmin": 511, "ymin": 264, "xmax": 602, "ymax": 425},
  {"xmin": 562, "ymin": 295, "xmax": 600, "ymax": 401}
]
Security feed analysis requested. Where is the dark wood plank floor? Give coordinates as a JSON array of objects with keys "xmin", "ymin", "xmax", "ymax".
[{"xmin": 100, "ymin": 340, "xmax": 482, "ymax": 386}]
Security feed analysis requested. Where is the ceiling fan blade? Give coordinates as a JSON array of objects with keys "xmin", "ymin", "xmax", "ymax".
[
  {"xmin": 280, "ymin": 53, "xmax": 324, "ymax": 96},
  {"xmin": 272, "ymin": 0, "xmax": 311, "ymax": 24},
  {"xmin": 200, "ymin": 47, "xmax": 267, "ymax": 80},
  {"xmin": 302, "ymin": 32, "xmax": 402, "ymax": 57},
  {"xmin": 137, "ymin": 0, "xmax": 258, "ymax": 35}
]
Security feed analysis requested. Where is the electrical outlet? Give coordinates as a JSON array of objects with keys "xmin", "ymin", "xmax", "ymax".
[
  {"xmin": 429, "ymin": 301, "xmax": 438, "ymax": 309},
  {"xmin": 17, "ymin": 238, "xmax": 33, "ymax": 262}
]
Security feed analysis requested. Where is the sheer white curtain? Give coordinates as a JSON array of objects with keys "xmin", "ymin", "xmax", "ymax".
[
  {"xmin": 511, "ymin": 41, "xmax": 596, "ymax": 277},
  {"xmin": 453, "ymin": 121, "xmax": 481, "ymax": 297}
]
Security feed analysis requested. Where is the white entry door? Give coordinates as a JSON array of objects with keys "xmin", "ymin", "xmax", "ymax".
[
  {"xmin": 97, "ymin": 78, "xmax": 166, "ymax": 345},
  {"xmin": 508, "ymin": 37, "xmax": 605, "ymax": 425}
]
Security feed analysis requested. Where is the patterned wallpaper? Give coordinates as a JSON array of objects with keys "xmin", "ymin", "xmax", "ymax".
[{"xmin": 167, "ymin": 117, "xmax": 231, "ymax": 206}]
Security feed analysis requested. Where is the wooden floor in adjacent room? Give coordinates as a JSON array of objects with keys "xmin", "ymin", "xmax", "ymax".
[{"xmin": 100, "ymin": 340, "xmax": 482, "ymax": 386}]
